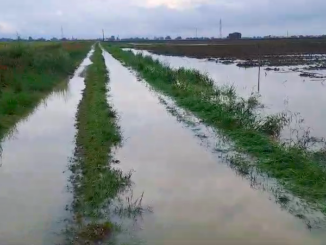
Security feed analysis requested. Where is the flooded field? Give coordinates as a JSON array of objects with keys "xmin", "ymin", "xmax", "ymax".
[
  {"xmin": 0, "ymin": 42, "xmax": 325, "ymax": 244},
  {"xmin": 129, "ymin": 49, "xmax": 326, "ymax": 142},
  {"xmin": 102, "ymin": 49, "xmax": 326, "ymax": 244},
  {"xmin": 0, "ymin": 49, "xmax": 93, "ymax": 245}
]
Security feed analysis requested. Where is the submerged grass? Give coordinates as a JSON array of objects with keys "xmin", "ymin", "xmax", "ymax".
[
  {"xmin": 104, "ymin": 44, "xmax": 326, "ymax": 214},
  {"xmin": 66, "ymin": 43, "xmax": 132, "ymax": 244},
  {"xmin": 0, "ymin": 42, "xmax": 92, "ymax": 140}
]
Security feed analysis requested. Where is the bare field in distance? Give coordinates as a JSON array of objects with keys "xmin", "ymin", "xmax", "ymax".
[{"xmin": 122, "ymin": 38, "xmax": 326, "ymax": 67}]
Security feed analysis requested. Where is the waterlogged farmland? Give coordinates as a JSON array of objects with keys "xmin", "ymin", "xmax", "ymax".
[
  {"xmin": 0, "ymin": 42, "xmax": 93, "ymax": 244},
  {"xmin": 0, "ymin": 42, "xmax": 92, "ymax": 140},
  {"xmin": 104, "ymin": 44, "xmax": 326, "ymax": 240},
  {"xmin": 128, "ymin": 48, "xmax": 326, "ymax": 143},
  {"xmin": 101, "ymin": 47, "xmax": 326, "ymax": 244},
  {"xmin": 1, "ymin": 40, "xmax": 326, "ymax": 244}
]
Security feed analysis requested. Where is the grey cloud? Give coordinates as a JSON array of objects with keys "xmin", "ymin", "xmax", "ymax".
[{"xmin": 0, "ymin": 0, "xmax": 325, "ymax": 39}]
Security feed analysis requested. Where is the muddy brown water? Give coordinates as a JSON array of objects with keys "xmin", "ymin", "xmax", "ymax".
[
  {"xmin": 0, "ymin": 48, "xmax": 94, "ymax": 245},
  {"xmin": 130, "ymin": 49, "xmax": 326, "ymax": 143},
  {"xmin": 102, "ymin": 49, "xmax": 326, "ymax": 245}
]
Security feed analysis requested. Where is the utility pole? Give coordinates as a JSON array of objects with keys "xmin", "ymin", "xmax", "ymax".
[
  {"xmin": 61, "ymin": 26, "xmax": 63, "ymax": 39},
  {"xmin": 257, "ymin": 44, "xmax": 261, "ymax": 93},
  {"xmin": 102, "ymin": 29, "xmax": 105, "ymax": 41},
  {"xmin": 219, "ymin": 19, "xmax": 222, "ymax": 39}
]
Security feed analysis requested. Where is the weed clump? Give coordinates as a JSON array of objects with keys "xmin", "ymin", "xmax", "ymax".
[
  {"xmin": 257, "ymin": 113, "xmax": 289, "ymax": 138},
  {"xmin": 76, "ymin": 222, "xmax": 113, "ymax": 244}
]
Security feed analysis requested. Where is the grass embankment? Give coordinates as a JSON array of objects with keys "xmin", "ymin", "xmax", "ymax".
[
  {"xmin": 67, "ymin": 44, "xmax": 131, "ymax": 244},
  {"xmin": 104, "ymin": 45, "xmax": 326, "ymax": 214},
  {"xmin": 0, "ymin": 42, "xmax": 92, "ymax": 140}
]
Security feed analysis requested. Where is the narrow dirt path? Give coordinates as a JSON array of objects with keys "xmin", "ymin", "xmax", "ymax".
[{"xmin": 102, "ymin": 49, "xmax": 324, "ymax": 245}]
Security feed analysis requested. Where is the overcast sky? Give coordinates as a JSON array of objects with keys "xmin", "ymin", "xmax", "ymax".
[{"xmin": 0, "ymin": 0, "xmax": 325, "ymax": 39}]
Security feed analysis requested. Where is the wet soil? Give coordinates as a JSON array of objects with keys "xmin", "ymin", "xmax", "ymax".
[{"xmin": 132, "ymin": 39, "xmax": 326, "ymax": 67}]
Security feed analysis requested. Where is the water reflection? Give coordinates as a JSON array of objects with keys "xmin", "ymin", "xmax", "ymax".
[
  {"xmin": 139, "ymin": 71, "xmax": 326, "ymax": 232},
  {"xmin": 0, "ymin": 78, "xmax": 70, "ymax": 161},
  {"xmin": 103, "ymin": 49, "xmax": 325, "ymax": 245},
  {"xmin": 0, "ymin": 49, "xmax": 93, "ymax": 245}
]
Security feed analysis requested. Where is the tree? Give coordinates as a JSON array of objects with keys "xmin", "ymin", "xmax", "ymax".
[
  {"xmin": 28, "ymin": 36, "xmax": 33, "ymax": 41},
  {"xmin": 165, "ymin": 36, "xmax": 172, "ymax": 40},
  {"xmin": 175, "ymin": 36, "xmax": 182, "ymax": 40}
]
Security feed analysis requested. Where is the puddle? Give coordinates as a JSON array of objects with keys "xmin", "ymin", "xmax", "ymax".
[
  {"xmin": 130, "ymin": 49, "xmax": 326, "ymax": 142},
  {"xmin": 0, "ymin": 48, "xmax": 94, "ymax": 245},
  {"xmin": 102, "ymin": 49, "xmax": 326, "ymax": 245}
]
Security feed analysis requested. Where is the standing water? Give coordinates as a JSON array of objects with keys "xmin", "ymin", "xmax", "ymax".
[
  {"xmin": 102, "ymin": 49, "xmax": 325, "ymax": 245},
  {"xmin": 131, "ymin": 50, "xmax": 326, "ymax": 141},
  {"xmin": 0, "ymin": 48, "xmax": 93, "ymax": 245}
]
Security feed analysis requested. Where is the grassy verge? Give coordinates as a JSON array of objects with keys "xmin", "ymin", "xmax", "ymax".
[
  {"xmin": 0, "ymin": 42, "xmax": 92, "ymax": 140},
  {"xmin": 67, "ymin": 43, "xmax": 131, "ymax": 244},
  {"xmin": 104, "ymin": 45, "xmax": 326, "ymax": 214}
]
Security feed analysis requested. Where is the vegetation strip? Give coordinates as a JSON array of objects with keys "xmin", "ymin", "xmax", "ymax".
[
  {"xmin": 104, "ymin": 45, "xmax": 326, "ymax": 215},
  {"xmin": 0, "ymin": 42, "xmax": 92, "ymax": 140},
  {"xmin": 67, "ymin": 43, "xmax": 131, "ymax": 244}
]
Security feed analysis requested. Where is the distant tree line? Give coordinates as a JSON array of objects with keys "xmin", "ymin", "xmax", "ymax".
[
  {"xmin": 2, "ymin": 34, "xmax": 326, "ymax": 43},
  {"xmin": 109, "ymin": 34, "xmax": 326, "ymax": 42},
  {"xmin": 0, "ymin": 36, "xmax": 80, "ymax": 42},
  {"xmin": 115, "ymin": 36, "xmax": 214, "ymax": 42}
]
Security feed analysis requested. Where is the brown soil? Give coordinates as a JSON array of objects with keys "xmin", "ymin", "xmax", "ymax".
[{"xmin": 129, "ymin": 38, "xmax": 326, "ymax": 67}]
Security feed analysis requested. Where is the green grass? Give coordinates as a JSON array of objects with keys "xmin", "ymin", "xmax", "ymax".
[
  {"xmin": 67, "ymin": 43, "xmax": 131, "ymax": 244},
  {"xmin": 103, "ymin": 44, "xmax": 326, "ymax": 214},
  {"xmin": 0, "ymin": 41, "xmax": 92, "ymax": 140}
]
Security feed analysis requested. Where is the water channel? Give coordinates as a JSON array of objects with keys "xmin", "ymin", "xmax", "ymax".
[{"xmin": 0, "ymin": 48, "xmax": 94, "ymax": 245}]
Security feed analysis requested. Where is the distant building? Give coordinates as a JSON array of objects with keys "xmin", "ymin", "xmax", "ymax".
[
  {"xmin": 108, "ymin": 36, "xmax": 115, "ymax": 41},
  {"xmin": 227, "ymin": 32, "xmax": 242, "ymax": 39}
]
